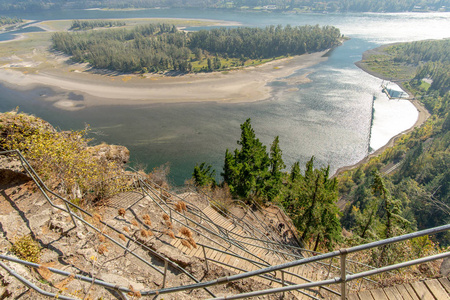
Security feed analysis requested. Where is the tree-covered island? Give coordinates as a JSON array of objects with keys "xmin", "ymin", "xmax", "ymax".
[{"xmin": 52, "ymin": 23, "xmax": 342, "ymax": 73}]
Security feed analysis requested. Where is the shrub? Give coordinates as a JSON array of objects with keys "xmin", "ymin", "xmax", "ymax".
[
  {"xmin": 181, "ymin": 239, "xmax": 192, "ymax": 249},
  {"xmin": 10, "ymin": 235, "xmax": 41, "ymax": 263},
  {"xmin": 179, "ymin": 226, "xmax": 192, "ymax": 238},
  {"xmin": 0, "ymin": 111, "xmax": 129, "ymax": 203}
]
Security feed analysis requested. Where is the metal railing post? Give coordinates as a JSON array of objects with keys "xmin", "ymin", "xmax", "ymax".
[
  {"xmin": 340, "ymin": 249, "xmax": 348, "ymax": 300},
  {"xmin": 319, "ymin": 257, "xmax": 334, "ymax": 295},
  {"xmin": 203, "ymin": 245, "xmax": 209, "ymax": 272},
  {"xmin": 64, "ymin": 201, "xmax": 77, "ymax": 228},
  {"xmin": 162, "ymin": 260, "xmax": 168, "ymax": 289},
  {"xmin": 281, "ymin": 270, "xmax": 285, "ymax": 299}
]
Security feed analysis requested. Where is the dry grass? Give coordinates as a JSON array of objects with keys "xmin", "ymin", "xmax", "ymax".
[
  {"xmin": 188, "ymin": 237, "xmax": 197, "ymax": 249},
  {"xmin": 140, "ymin": 229, "xmax": 149, "ymax": 238},
  {"xmin": 53, "ymin": 274, "xmax": 75, "ymax": 290},
  {"xmin": 175, "ymin": 200, "xmax": 187, "ymax": 212},
  {"xmin": 165, "ymin": 230, "xmax": 175, "ymax": 239},
  {"xmin": 98, "ymin": 234, "xmax": 106, "ymax": 243},
  {"xmin": 179, "ymin": 226, "xmax": 192, "ymax": 239},
  {"xmin": 93, "ymin": 213, "xmax": 102, "ymax": 222},
  {"xmin": 98, "ymin": 244, "xmax": 108, "ymax": 255},
  {"xmin": 162, "ymin": 213, "xmax": 170, "ymax": 221},
  {"xmin": 37, "ymin": 262, "xmax": 56, "ymax": 280},
  {"xmin": 118, "ymin": 233, "xmax": 126, "ymax": 242},
  {"xmin": 181, "ymin": 239, "xmax": 192, "ymax": 249},
  {"xmin": 118, "ymin": 208, "xmax": 126, "ymax": 217},
  {"xmin": 165, "ymin": 221, "xmax": 173, "ymax": 229},
  {"xmin": 147, "ymin": 163, "xmax": 170, "ymax": 187}
]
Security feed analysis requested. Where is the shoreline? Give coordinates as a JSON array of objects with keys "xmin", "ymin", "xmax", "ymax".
[
  {"xmin": 0, "ymin": 50, "xmax": 329, "ymax": 110},
  {"xmin": 334, "ymin": 45, "xmax": 430, "ymax": 176}
]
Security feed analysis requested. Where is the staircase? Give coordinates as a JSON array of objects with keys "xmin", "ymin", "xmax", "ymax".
[
  {"xmin": 342, "ymin": 277, "xmax": 450, "ymax": 300},
  {"xmin": 2, "ymin": 150, "xmax": 448, "ymax": 300},
  {"xmin": 168, "ymin": 202, "xmax": 332, "ymax": 299}
]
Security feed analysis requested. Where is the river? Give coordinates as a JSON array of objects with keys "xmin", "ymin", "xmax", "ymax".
[{"xmin": 1, "ymin": 9, "xmax": 449, "ymax": 184}]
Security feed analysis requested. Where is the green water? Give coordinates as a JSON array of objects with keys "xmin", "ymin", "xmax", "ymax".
[{"xmin": 1, "ymin": 9, "xmax": 449, "ymax": 184}]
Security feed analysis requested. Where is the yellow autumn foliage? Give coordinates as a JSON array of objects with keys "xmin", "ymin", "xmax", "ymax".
[{"xmin": 1, "ymin": 111, "xmax": 130, "ymax": 203}]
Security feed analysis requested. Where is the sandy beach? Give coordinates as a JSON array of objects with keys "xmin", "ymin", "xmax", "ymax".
[
  {"xmin": 0, "ymin": 51, "xmax": 328, "ymax": 110},
  {"xmin": 0, "ymin": 18, "xmax": 328, "ymax": 110}
]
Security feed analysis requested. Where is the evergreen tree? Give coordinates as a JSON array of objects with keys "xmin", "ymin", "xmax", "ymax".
[
  {"xmin": 264, "ymin": 136, "xmax": 286, "ymax": 200},
  {"xmin": 192, "ymin": 162, "xmax": 216, "ymax": 187},
  {"xmin": 222, "ymin": 118, "xmax": 271, "ymax": 201},
  {"xmin": 207, "ymin": 57, "xmax": 213, "ymax": 71},
  {"xmin": 285, "ymin": 157, "xmax": 341, "ymax": 250}
]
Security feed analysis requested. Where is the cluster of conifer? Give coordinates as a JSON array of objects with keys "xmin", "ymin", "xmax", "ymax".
[
  {"xmin": 190, "ymin": 25, "xmax": 341, "ymax": 59},
  {"xmin": 69, "ymin": 19, "xmax": 126, "ymax": 30},
  {"xmin": 194, "ymin": 119, "xmax": 341, "ymax": 251},
  {"xmin": 399, "ymin": 40, "xmax": 450, "ymax": 97},
  {"xmin": 0, "ymin": 16, "xmax": 22, "ymax": 26},
  {"xmin": 51, "ymin": 23, "xmax": 341, "ymax": 73}
]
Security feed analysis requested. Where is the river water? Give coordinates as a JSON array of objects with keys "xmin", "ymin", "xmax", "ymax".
[{"xmin": 1, "ymin": 9, "xmax": 449, "ymax": 184}]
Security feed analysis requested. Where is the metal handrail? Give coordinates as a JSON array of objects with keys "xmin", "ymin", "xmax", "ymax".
[
  {"xmin": 137, "ymin": 178, "xmax": 288, "ymax": 268},
  {"xmin": 137, "ymin": 179, "xmax": 275, "ymax": 268},
  {"xmin": 197, "ymin": 243, "xmax": 340, "ymax": 297},
  {"xmin": 190, "ymin": 185, "xmax": 377, "ymax": 281},
  {"xmin": 209, "ymin": 251, "xmax": 450, "ymax": 300},
  {"xmin": 0, "ymin": 150, "xmax": 333, "ymax": 297},
  {"xmin": 139, "ymin": 178, "xmax": 373, "ymax": 292},
  {"xmin": 0, "ymin": 256, "xmax": 129, "ymax": 300},
  {"xmin": 194, "ymin": 188, "xmax": 291, "ymax": 254},
  {"xmin": 3, "ymin": 150, "xmax": 448, "ymax": 300},
  {"xmin": 91, "ymin": 165, "xmax": 371, "ymax": 289},
  {"xmin": 0, "ymin": 150, "xmax": 215, "ymax": 297},
  {"xmin": 136, "ymin": 180, "xmax": 343, "ymax": 293}
]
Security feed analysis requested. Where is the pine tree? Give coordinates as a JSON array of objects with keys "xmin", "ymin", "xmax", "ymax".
[
  {"xmin": 265, "ymin": 136, "xmax": 286, "ymax": 200},
  {"xmin": 192, "ymin": 162, "xmax": 216, "ymax": 187},
  {"xmin": 286, "ymin": 157, "xmax": 341, "ymax": 250},
  {"xmin": 222, "ymin": 119, "xmax": 270, "ymax": 201}
]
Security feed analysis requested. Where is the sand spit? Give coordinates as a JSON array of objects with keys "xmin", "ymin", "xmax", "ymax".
[{"xmin": 0, "ymin": 51, "xmax": 328, "ymax": 109}]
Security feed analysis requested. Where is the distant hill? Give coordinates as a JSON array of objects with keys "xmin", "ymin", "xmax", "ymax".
[{"xmin": 1, "ymin": 0, "xmax": 448, "ymax": 13}]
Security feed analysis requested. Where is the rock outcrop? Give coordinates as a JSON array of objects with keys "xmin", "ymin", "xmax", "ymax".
[{"xmin": 88, "ymin": 143, "xmax": 130, "ymax": 165}]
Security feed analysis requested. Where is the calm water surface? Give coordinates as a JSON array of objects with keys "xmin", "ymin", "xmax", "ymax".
[{"xmin": 1, "ymin": 10, "xmax": 449, "ymax": 184}]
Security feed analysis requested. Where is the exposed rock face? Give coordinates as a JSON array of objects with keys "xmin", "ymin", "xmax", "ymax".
[
  {"xmin": 88, "ymin": 143, "xmax": 130, "ymax": 165},
  {"xmin": 0, "ymin": 157, "xmax": 30, "ymax": 189}
]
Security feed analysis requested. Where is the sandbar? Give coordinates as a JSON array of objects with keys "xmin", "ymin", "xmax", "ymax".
[{"xmin": 0, "ymin": 51, "xmax": 329, "ymax": 110}]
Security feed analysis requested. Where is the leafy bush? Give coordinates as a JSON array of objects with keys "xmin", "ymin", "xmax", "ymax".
[
  {"xmin": 10, "ymin": 235, "xmax": 41, "ymax": 263},
  {"xmin": 0, "ymin": 111, "xmax": 129, "ymax": 202}
]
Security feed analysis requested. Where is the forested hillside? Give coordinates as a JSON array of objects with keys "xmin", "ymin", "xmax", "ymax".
[
  {"xmin": 193, "ymin": 39, "xmax": 449, "ymax": 253},
  {"xmin": 1, "ymin": 0, "xmax": 448, "ymax": 12},
  {"xmin": 339, "ymin": 39, "xmax": 450, "ymax": 246},
  {"xmin": 52, "ymin": 23, "xmax": 341, "ymax": 73}
]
